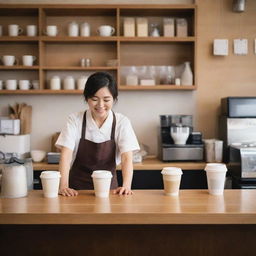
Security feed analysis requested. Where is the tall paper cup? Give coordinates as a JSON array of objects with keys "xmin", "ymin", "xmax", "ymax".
[
  {"xmin": 161, "ymin": 167, "xmax": 183, "ymax": 196},
  {"xmin": 204, "ymin": 163, "xmax": 227, "ymax": 195},
  {"xmin": 40, "ymin": 171, "xmax": 61, "ymax": 198},
  {"xmin": 91, "ymin": 170, "xmax": 112, "ymax": 198}
]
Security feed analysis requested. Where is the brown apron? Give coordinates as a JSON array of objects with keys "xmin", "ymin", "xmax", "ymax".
[{"xmin": 69, "ymin": 111, "xmax": 118, "ymax": 190}]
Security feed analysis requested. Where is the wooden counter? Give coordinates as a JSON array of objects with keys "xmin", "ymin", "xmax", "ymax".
[
  {"xmin": 1, "ymin": 190, "xmax": 256, "ymax": 255},
  {"xmin": 33, "ymin": 157, "xmax": 207, "ymax": 171},
  {"xmin": 1, "ymin": 189, "xmax": 256, "ymax": 225}
]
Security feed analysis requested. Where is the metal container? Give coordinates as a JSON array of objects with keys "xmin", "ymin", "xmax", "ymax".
[{"xmin": 80, "ymin": 58, "xmax": 91, "ymax": 67}]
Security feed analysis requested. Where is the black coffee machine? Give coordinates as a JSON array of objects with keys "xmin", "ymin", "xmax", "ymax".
[{"xmin": 159, "ymin": 115, "xmax": 204, "ymax": 161}]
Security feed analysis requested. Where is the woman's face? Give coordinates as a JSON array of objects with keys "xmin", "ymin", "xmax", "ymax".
[{"xmin": 87, "ymin": 87, "xmax": 114, "ymax": 120}]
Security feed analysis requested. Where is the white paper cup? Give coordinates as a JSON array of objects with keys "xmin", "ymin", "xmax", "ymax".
[
  {"xmin": 204, "ymin": 163, "xmax": 227, "ymax": 195},
  {"xmin": 91, "ymin": 170, "xmax": 112, "ymax": 198},
  {"xmin": 161, "ymin": 167, "xmax": 183, "ymax": 196},
  {"xmin": 40, "ymin": 171, "xmax": 61, "ymax": 198}
]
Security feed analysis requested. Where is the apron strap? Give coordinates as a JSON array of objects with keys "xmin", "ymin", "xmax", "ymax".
[
  {"xmin": 111, "ymin": 111, "xmax": 116, "ymax": 140},
  {"xmin": 81, "ymin": 111, "xmax": 116, "ymax": 140},
  {"xmin": 81, "ymin": 111, "xmax": 87, "ymax": 139}
]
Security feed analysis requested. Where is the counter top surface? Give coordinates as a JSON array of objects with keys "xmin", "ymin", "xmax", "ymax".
[
  {"xmin": 1, "ymin": 190, "xmax": 256, "ymax": 225},
  {"xmin": 33, "ymin": 157, "xmax": 207, "ymax": 171}
]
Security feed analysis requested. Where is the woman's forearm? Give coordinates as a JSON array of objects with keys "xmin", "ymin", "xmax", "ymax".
[
  {"xmin": 120, "ymin": 151, "xmax": 133, "ymax": 188},
  {"xmin": 59, "ymin": 147, "xmax": 73, "ymax": 188}
]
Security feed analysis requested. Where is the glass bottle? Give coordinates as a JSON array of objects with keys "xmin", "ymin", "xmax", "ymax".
[{"xmin": 150, "ymin": 23, "xmax": 160, "ymax": 37}]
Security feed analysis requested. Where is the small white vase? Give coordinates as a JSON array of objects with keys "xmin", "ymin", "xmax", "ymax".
[{"xmin": 181, "ymin": 62, "xmax": 193, "ymax": 86}]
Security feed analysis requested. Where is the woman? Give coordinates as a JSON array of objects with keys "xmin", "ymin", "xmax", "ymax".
[{"xmin": 56, "ymin": 72, "xmax": 140, "ymax": 196}]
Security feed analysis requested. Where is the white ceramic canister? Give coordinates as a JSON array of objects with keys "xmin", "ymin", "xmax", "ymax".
[
  {"xmin": 1, "ymin": 163, "xmax": 28, "ymax": 198},
  {"xmin": 77, "ymin": 76, "xmax": 88, "ymax": 90},
  {"xmin": 68, "ymin": 21, "xmax": 79, "ymax": 37},
  {"xmin": 50, "ymin": 76, "xmax": 61, "ymax": 90},
  {"xmin": 63, "ymin": 76, "xmax": 75, "ymax": 90},
  {"xmin": 80, "ymin": 22, "xmax": 90, "ymax": 37}
]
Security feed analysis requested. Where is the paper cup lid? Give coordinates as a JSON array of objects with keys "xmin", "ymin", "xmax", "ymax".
[
  {"xmin": 40, "ymin": 171, "xmax": 61, "ymax": 179},
  {"xmin": 204, "ymin": 163, "xmax": 227, "ymax": 172},
  {"xmin": 161, "ymin": 167, "xmax": 183, "ymax": 175},
  {"xmin": 91, "ymin": 170, "xmax": 113, "ymax": 178}
]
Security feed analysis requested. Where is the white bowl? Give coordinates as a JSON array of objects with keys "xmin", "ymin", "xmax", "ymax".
[{"xmin": 30, "ymin": 150, "xmax": 46, "ymax": 162}]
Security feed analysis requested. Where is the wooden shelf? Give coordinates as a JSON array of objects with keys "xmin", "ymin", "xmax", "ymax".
[
  {"xmin": 0, "ymin": 90, "xmax": 83, "ymax": 95},
  {"xmin": 0, "ymin": 86, "xmax": 196, "ymax": 94},
  {"xmin": 0, "ymin": 65, "xmax": 39, "ymax": 70},
  {"xmin": 41, "ymin": 36, "xmax": 118, "ymax": 42},
  {"xmin": 0, "ymin": 36, "xmax": 39, "ymax": 42},
  {"xmin": 42, "ymin": 66, "xmax": 117, "ymax": 71},
  {"xmin": 119, "ymin": 85, "xmax": 196, "ymax": 90},
  {"xmin": 119, "ymin": 37, "xmax": 195, "ymax": 42},
  {"xmin": 0, "ymin": 4, "xmax": 197, "ymax": 93}
]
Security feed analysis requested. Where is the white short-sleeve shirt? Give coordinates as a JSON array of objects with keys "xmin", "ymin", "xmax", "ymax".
[{"xmin": 55, "ymin": 110, "xmax": 140, "ymax": 165}]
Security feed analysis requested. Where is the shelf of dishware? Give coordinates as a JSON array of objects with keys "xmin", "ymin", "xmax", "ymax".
[{"xmin": 0, "ymin": 4, "xmax": 197, "ymax": 93}]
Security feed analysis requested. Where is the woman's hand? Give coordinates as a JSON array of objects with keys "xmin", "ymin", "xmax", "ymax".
[
  {"xmin": 59, "ymin": 187, "xmax": 78, "ymax": 197},
  {"xmin": 113, "ymin": 186, "xmax": 133, "ymax": 195}
]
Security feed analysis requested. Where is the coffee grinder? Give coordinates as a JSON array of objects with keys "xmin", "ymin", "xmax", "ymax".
[{"xmin": 159, "ymin": 115, "xmax": 204, "ymax": 161}]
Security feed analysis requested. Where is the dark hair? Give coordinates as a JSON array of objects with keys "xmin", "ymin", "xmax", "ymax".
[{"xmin": 83, "ymin": 72, "xmax": 118, "ymax": 101}]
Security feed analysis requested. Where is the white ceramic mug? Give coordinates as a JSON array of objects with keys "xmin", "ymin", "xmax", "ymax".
[
  {"xmin": 8, "ymin": 24, "xmax": 23, "ymax": 36},
  {"xmin": 6, "ymin": 79, "xmax": 17, "ymax": 90},
  {"xmin": 18, "ymin": 80, "xmax": 30, "ymax": 90},
  {"xmin": 1, "ymin": 55, "xmax": 17, "ymax": 66},
  {"xmin": 97, "ymin": 25, "xmax": 115, "ymax": 37},
  {"xmin": 26, "ymin": 25, "xmax": 37, "ymax": 36},
  {"xmin": 46, "ymin": 25, "xmax": 58, "ymax": 36},
  {"xmin": 22, "ymin": 55, "xmax": 36, "ymax": 66}
]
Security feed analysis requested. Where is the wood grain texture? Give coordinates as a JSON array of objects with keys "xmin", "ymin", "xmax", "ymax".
[{"xmin": 1, "ymin": 189, "xmax": 256, "ymax": 225}]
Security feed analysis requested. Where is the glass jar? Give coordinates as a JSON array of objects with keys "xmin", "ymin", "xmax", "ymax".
[{"xmin": 126, "ymin": 66, "xmax": 138, "ymax": 86}]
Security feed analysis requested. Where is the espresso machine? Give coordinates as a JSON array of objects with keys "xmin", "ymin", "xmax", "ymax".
[
  {"xmin": 220, "ymin": 97, "xmax": 256, "ymax": 188},
  {"xmin": 159, "ymin": 115, "xmax": 204, "ymax": 161}
]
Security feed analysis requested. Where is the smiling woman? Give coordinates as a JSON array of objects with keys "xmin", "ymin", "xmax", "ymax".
[{"xmin": 55, "ymin": 72, "xmax": 140, "ymax": 197}]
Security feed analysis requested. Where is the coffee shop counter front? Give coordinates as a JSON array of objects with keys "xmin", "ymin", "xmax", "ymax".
[{"xmin": 0, "ymin": 189, "xmax": 256, "ymax": 255}]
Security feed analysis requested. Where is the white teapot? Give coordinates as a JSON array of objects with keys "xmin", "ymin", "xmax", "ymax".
[
  {"xmin": 64, "ymin": 76, "xmax": 75, "ymax": 90},
  {"xmin": 50, "ymin": 76, "xmax": 61, "ymax": 90},
  {"xmin": 68, "ymin": 21, "xmax": 79, "ymax": 37}
]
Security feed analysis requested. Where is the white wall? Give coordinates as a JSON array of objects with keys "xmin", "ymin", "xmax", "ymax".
[{"xmin": 0, "ymin": 91, "xmax": 195, "ymax": 154}]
